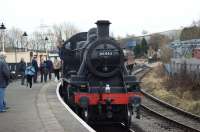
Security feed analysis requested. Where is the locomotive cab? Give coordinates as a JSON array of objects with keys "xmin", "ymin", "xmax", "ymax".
[{"xmin": 62, "ymin": 32, "xmax": 87, "ymax": 78}]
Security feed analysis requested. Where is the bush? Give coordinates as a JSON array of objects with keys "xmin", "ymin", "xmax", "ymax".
[
  {"xmin": 182, "ymin": 91, "xmax": 193, "ymax": 100},
  {"xmin": 188, "ymin": 101, "xmax": 200, "ymax": 115}
]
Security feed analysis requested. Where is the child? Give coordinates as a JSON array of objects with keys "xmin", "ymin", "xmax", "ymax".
[{"xmin": 25, "ymin": 65, "xmax": 35, "ymax": 88}]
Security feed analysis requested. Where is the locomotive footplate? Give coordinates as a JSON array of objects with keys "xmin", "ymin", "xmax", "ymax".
[
  {"xmin": 74, "ymin": 92, "xmax": 142, "ymax": 105},
  {"xmin": 74, "ymin": 92, "xmax": 142, "ymax": 121}
]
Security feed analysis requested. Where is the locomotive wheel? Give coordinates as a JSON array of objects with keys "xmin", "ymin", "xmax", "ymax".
[
  {"xmin": 62, "ymin": 87, "xmax": 69, "ymax": 103},
  {"xmin": 125, "ymin": 106, "xmax": 132, "ymax": 128},
  {"xmin": 63, "ymin": 92, "xmax": 69, "ymax": 103},
  {"xmin": 60, "ymin": 84, "xmax": 69, "ymax": 103},
  {"xmin": 59, "ymin": 85, "xmax": 64, "ymax": 97}
]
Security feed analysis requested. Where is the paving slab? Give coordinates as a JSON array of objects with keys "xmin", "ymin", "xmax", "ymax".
[
  {"xmin": 45, "ymin": 81, "xmax": 92, "ymax": 132},
  {"xmin": 0, "ymin": 80, "xmax": 91, "ymax": 132}
]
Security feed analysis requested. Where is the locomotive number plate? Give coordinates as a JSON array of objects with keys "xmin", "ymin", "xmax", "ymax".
[{"xmin": 99, "ymin": 51, "xmax": 113, "ymax": 56}]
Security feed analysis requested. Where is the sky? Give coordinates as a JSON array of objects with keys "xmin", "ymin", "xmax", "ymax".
[{"xmin": 1, "ymin": 0, "xmax": 200, "ymax": 37}]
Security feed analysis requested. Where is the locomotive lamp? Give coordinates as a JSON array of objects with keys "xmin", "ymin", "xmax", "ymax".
[
  {"xmin": 0, "ymin": 23, "xmax": 6, "ymax": 52},
  {"xmin": 105, "ymin": 84, "xmax": 110, "ymax": 93}
]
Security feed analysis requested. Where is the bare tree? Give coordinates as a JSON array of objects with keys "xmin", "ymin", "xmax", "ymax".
[
  {"xmin": 62, "ymin": 22, "xmax": 79, "ymax": 40},
  {"xmin": 1, "ymin": 22, "xmax": 79, "ymax": 52},
  {"xmin": 160, "ymin": 45, "xmax": 172, "ymax": 63},
  {"xmin": 142, "ymin": 30, "xmax": 148, "ymax": 35},
  {"xmin": 52, "ymin": 22, "xmax": 79, "ymax": 48},
  {"xmin": 7, "ymin": 28, "xmax": 23, "ymax": 51},
  {"xmin": 31, "ymin": 31, "xmax": 44, "ymax": 51},
  {"xmin": 46, "ymin": 29, "xmax": 57, "ymax": 51},
  {"xmin": 149, "ymin": 34, "xmax": 171, "ymax": 51},
  {"xmin": 191, "ymin": 19, "xmax": 200, "ymax": 27},
  {"xmin": 180, "ymin": 26, "xmax": 200, "ymax": 41}
]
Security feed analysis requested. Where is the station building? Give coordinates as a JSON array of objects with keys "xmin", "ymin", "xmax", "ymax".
[{"xmin": 4, "ymin": 51, "xmax": 59, "ymax": 72}]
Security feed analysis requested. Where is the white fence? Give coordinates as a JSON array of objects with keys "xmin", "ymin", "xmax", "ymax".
[{"xmin": 171, "ymin": 58, "xmax": 200, "ymax": 75}]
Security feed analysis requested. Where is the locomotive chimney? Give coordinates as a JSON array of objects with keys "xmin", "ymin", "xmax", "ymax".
[{"xmin": 95, "ymin": 20, "xmax": 111, "ymax": 39}]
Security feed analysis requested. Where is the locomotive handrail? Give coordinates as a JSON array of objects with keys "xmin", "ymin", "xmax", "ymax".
[
  {"xmin": 71, "ymin": 47, "xmax": 86, "ymax": 52},
  {"xmin": 61, "ymin": 78, "xmax": 88, "ymax": 89},
  {"xmin": 61, "ymin": 78, "xmax": 70, "ymax": 83}
]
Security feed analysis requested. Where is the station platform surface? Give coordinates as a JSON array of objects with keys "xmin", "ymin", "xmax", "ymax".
[{"xmin": 0, "ymin": 80, "xmax": 90, "ymax": 132}]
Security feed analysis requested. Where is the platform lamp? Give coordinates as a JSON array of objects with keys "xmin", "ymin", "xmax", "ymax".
[
  {"xmin": 0, "ymin": 23, "xmax": 6, "ymax": 53},
  {"xmin": 45, "ymin": 36, "xmax": 48, "ymax": 60},
  {"xmin": 22, "ymin": 32, "xmax": 28, "ymax": 52}
]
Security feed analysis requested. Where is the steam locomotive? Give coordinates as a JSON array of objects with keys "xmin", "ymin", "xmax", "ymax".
[{"xmin": 60, "ymin": 20, "xmax": 142, "ymax": 127}]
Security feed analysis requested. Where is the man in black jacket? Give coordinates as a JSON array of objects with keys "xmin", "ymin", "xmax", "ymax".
[
  {"xmin": 46, "ymin": 58, "xmax": 53, "ymax": 80},
  {"xmin": 18, "ymin": 58, "xmax": 26, "ymax": 85},
  {"xmin": 0, "ymin": 52, "xmax": 10, "ymax": 112},
  {"xmin": 31, "ymin": 56, "xmax": 38, "ymax": 83}
]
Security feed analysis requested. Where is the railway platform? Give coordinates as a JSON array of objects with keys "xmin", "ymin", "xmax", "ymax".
[{"xmin": 0, "ymin": 80, "xmax": 91, "ymax": 132}]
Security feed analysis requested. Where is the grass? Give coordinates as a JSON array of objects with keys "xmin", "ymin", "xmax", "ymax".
[{"xmin": 141, "ymin": 65, "xmax": 200, "ymax": 116}]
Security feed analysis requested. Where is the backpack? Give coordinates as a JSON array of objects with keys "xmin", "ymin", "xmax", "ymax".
[{"xmin": 25, "ymin": 66, "xmax": 35, "ymax": 76}]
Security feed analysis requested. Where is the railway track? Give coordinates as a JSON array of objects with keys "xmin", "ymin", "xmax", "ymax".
[
  {"xmin": 91, "ymin": 123, "xmax": 136, "ymax": 132},
  {"xmin": 134, "ymin": 65, "xmax": 200, "ymax": 132}
]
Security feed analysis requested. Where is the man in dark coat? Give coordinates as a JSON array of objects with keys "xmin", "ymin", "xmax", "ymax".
[
  {"xmin": 40, "ymin": 59, "xmax": 48, "ymax": 83},
  {"xmin": 0, "ymin": 52, "xmax": 10, "ymax": 112},
  {"xmin": 46, "ymin": 58, "xmax": 53, "ymax": 80},
  {"xmin": 31, "ymin": 56, "xmax": 38, "ymax": 83},
  {"xmin": 18, "ymin": 58, "xmax": 26, "ymax": 85}
]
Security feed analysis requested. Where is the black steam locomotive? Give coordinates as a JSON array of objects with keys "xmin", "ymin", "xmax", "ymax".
[{"xmin": 60, "ymin": 20, "xmax": 141, "ymax": 127}]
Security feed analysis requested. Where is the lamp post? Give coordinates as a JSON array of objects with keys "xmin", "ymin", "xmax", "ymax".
[
  {"xmin": 0, "ymin": 23, "xmax": 6, "ymax": 53},
  {"xmin": 14, "ymin": 41, "xmax": 18, "ymax": 65},
  {"xmin": 22, "ymin": 32, "xmax": 28, "ymax": 51},
  {"xmin": 45, "ymin": 36, "xmax": 48, "ymax": 59}
]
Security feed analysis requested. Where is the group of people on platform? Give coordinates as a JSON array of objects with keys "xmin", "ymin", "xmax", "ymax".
[
  {"xmin": 18, "ymin": 56, "xmax": 61, "ymax": 88},
  {"xmin": 0, "ymin": 51, "xmax": 62, "ymax": 113}
]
